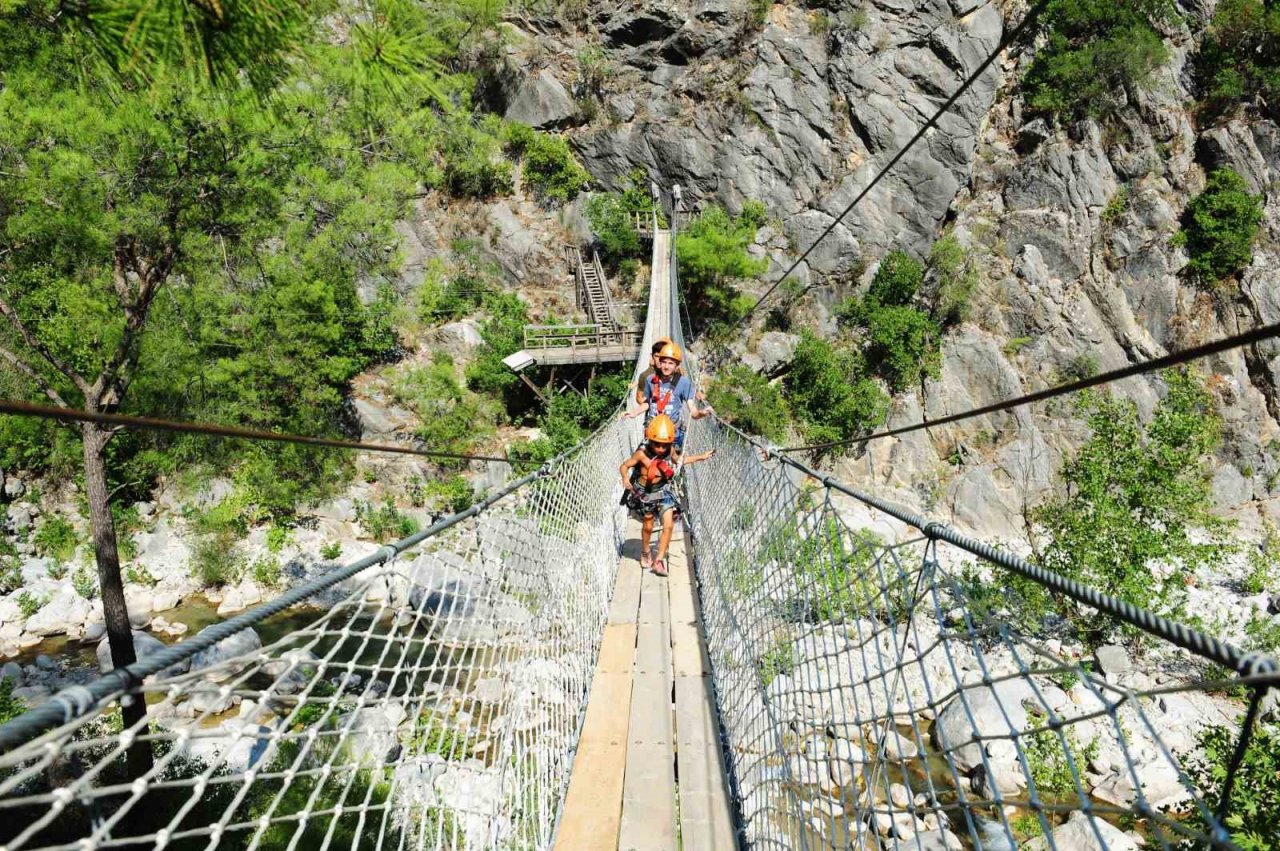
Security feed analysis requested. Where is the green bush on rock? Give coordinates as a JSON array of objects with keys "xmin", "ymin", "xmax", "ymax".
[{"xmin": 1177, "ymin": 168, "xmax": 1263, "ymax": 284}]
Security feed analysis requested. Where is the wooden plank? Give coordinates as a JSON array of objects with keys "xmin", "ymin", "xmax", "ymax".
[
  {"xmin": 665, "ymin": 546, "xmax": 697, "ymax": 628},
  {"xmin": 610, "ymin": 519, "xmax": 645, "ymax": 625},
  {"xmin": 555, "ymin": 622, "xmax": 637, "ymax": 851},
  {"xmin": 619, "ymin": 568, "xmax": 676, "ymax": 851},
  {"xmin": 666, "ymin": 533, "xmax": 737, "ymax": 850},
  {"xmin": 674, "ymin": 678, "xmax": 737, "ymax": 850}
]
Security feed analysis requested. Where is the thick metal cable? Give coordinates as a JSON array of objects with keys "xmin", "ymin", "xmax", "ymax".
[
  {"xmin": 681, "ymin": 412, "xmax": 1269, "ymax": 850},
  {"xmin": 0, "ymin": 399, "xmax": 532, "ymax": 466},
  {"xmin": 735, "ymin": 0, "xmax": 1049, "ymax": 326},
  {"xmin": 777, "ymin": 320, "xmax": 1280, "ymax": 453},
  {"xmin": 0, "ymin": 408, "xmax": 640, "ymax": 851}
]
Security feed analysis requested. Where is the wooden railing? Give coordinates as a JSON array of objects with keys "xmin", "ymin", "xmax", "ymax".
[{"xmin": 523, "ymin": 324, "xmax": 644, "ymax": 351}]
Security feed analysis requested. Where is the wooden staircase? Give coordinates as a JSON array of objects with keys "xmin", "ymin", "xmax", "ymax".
[{"xmin": 568, "ymin": 245, "xmax": 619, "ymax": 335}]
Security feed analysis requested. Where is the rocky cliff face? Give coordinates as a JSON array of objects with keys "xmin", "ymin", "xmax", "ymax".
[{"xmin": 498, "ymin": 0, "xmax": 1280, "ymax": 544}]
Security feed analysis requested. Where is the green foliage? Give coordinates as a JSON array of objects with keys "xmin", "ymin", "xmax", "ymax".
[
  {"xmin": 1034, "ymin": 370, "xmax": 1229, "ymax": 649},
  {"xmin": 16, "ymin": 591, "xmax": 43, "ymax": 618},
  {"xmin": 124, "ymin": 564, "xmax": 158, "ymax": 587},
  {"xmin": 510, "ymin": 368, "xmax": 631, "ymax": 463},
  {"xmin": 1022, "ymin": 0, "xmax": 1175, "ymax": 120},
  {"xmin": 868, "ymin": 250, "xmax": 924, "ymax": 308},
  {"xmin": 47, "ymin": 561, "xmax": 69, "ymax": 581},
  {"xmin": 71, "ymin": 566, "xmax": 97, "ymax": 599},
  {"xmin": 1181, "ymin": 723, "xmax": 1280, "ymax": 850},
  {"xmin": 1102, "ymin": 186, "xmax": 1130, "ymax": 223},
  {"xmin": 585, "ymin": 171, "xmax": 662, "ymax": 264},
  {"xmin": 748, "ymin": 0, "xmax": 771, "ymax": 28},
  {"xmin": 191, "ymin": 533, "xmax": 243, "ymax": 589},
  {"xmin": 416, "ymin": 244, "xmax": 500, "ymax": 325},
  {"xmin": 0, "ymin": 540, "xmax": 20, "ymax": 594},
  {"xmin": 928, "ymin": 235, "xmax": 978, "ymax": 326},
  {"xmin": 33, "ymin": 516, "xmax": 79, "ymax": 562},
  {"xmin": 1022, "ymin": 711, "xmax": 1100, "ymax": 797},
  {"xmin": 783, "ymin": 331, "xmax": 888, "ymax": 450},
  {"xmin": 1004, "ymin": 336, "xmax": 1034, "ymax": 355},
  {"xmin": 1060, "ymin": 353, "xmax": 1100, "ymax": 382},
  {"xmin": 247, "ymin": 740, "xmax": 402, "ymax": 851},
  {"xmin": 395, "ymin": 359, "xmax": 499, "ymax": 467},
  {"xmin": 251, "ymin": 555, "xmax": 283, "ymax": 589},
  {"xmin": 424, "ymin": 476, "xmax": 475, "ymax": 514},
  {"xmin": 706, "ymin": 366, "xmax": 789, "ymax": 443},
  {"xmin": 441, "ymin": 118, "xmax": 512, "ymax": 198},
  {"xmin": 519, "ymin": 131, "xmax": 590, "ymax": 202},
  {"xmin": 0, "ymin": 677, "xmax": 25, "ymax": 724},
  {"xmin": 0, "ymin": 8, "xmax": 471, "ymax": 517},
  {"xmin": 767, "ymin": 520, "xmax": 894, "ymax": 623},
  {"xmin": 863, "ymin": 304, "xmax": 942, "ymax": 391},
  {"xmin": 73, "ymin": 0, "xmax": 314, "ymax": 91},
  {"xmin": 412, "ymin": 711, "xmax": 474, "ymax": 759},
  {"xmin": 356, "ymin": 499, "xmax": 419, "ymax": 541},
  {"xmin": 1245, "ymin": 525, "xmax": 1279, "ymax": 594},
  {"xmin": 288, "ymin": 680, "xmax": 335, "ymax": 730},
  {"xmin": 1180, "ymin": 168, "xmax": 1264, "ymax": 284},
  {"xmin": 320, "ymin": 541, "xmax": 343, "ymax": 561},
  {"xmin": 265, "ymin": 524, "xmax": 292, "ymax": 554},
  {"xmin": 1194, "ymin": 0, "xmax": 1280, "ymax": 123},
  {"xmin": 465, "ymin": 291, "xmax": 531, "ymax": 401},
  {"xmin": 676, "ymin": 203, "xmax": 769, "ymax": 329},
  {"xmin": 758, "ymin": 639, "xmax": 796, "ymax": 686}
]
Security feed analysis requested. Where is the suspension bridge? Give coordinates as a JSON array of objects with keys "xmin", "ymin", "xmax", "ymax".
[{"xmin": 0, "ymin": 190, "xmax": 1276, "ymax": 851}]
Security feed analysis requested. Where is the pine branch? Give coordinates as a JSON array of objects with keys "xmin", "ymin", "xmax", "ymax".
[{"xmin": 0, "ymin": 295, "xmax": 90, "ymax": 396}]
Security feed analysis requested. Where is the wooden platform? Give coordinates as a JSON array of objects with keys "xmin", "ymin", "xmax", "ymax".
[{"xmin": 554, "ymin": 519, "xmax": 735, "ymax": 850}]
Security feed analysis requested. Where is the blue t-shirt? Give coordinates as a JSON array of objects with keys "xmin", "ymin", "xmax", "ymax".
[{"xmin": 643, "ymin": 374, "xmax": 694, "ymax": 428}]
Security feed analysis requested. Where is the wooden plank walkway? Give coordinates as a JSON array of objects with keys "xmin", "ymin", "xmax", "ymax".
[{"xmin": 555, "ymin": 519, "xmax": 735, "ymax": 850}]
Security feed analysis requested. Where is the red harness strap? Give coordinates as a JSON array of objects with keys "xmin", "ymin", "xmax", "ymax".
[{"xmin": 649, "ymin": 374, "xmax": 674, "ymax": 415}]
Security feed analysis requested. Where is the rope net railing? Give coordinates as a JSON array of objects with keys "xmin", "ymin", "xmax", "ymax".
[
  {"xmin": 0, "ymin": 415, "xmax": 642, "ymax": 851},
  {"xmin": 681, "ymin": 415, "xmax": 1277, "ymax": 851}
]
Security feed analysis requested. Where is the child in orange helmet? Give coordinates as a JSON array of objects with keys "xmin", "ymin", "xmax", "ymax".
[
  {"xmin": 619, "ymin": 414, "xmax": 714, "ymax": 577},
  {"xmin": 624, "ymin": 339, "xmax": 711, "ymax": 456}
]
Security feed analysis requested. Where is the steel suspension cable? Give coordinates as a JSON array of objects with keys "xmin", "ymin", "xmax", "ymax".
[
  {"xmin": 0, "ymin": 462, "xmax": 547, "ymax": 751},
  {"xmin": 778, "ymin": 320, "xmax": 1280, "ymax": 453},
  {"xmin": 735, "ymin": 0, "xmax": 1050, "ymax": 326},
  {"xmin": 717, "ymin": 414, "xmax": 1280, "ymax": 683},
  {"xmin": 0, "ymin": 398, "xmax": 535, "ymax": 466}
]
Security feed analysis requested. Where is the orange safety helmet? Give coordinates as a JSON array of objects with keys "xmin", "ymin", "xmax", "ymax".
[
  {"xmin": 645, "ymin": 414, "xmax": 678, "ymax": 444},
  {"xmin": 655, "ymin": 341, "xmax": 683, "ymax": 364}
]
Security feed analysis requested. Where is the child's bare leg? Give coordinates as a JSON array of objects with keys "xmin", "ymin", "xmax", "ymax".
[
  {"xmin": 640, "ymin": 513, "xmax": 655, "ymax": 565},
  {"xmin": 656, "ymin": 508, "xmax": 676, "ymax": 561}
]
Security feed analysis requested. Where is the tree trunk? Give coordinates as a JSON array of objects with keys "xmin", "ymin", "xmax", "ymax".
[{"xmin": 82, "ymin": 422, "xmax": 152, "ymax": 776}]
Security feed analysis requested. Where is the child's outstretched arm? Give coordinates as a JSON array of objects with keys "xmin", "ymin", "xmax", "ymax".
[
  {"xmin": 619, "ymin": 450, "xmax": 643, "ymax": 490},
  {"xmin": 682, "ymin": 448, "xmax": 717, "ymax": 465}
]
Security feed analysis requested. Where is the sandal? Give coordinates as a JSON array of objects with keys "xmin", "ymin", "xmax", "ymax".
[
  {"xmin": 652, "ymin": 558, "xmax": 668, "ymax": 577},
  {"xmin": 640, "ymin": 549, "xmax": 653, "ymax": 570}
]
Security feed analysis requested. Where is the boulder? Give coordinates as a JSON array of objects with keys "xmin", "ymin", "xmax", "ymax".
[
  {"xmin": 97, "ymin": 630, "xmax": 189, "ymax": 676},
  {"xmin": 5, "ymin": 505, "xmax": 33, "ymax": 535},
  {"xmin": 24, "ymin": 590, "xmax": 92, "ymax": 638},
  {"xmin": 1022, "ymin": 810, "xmax": 1139, "ymax": 851},
  {"xmin": 435, "ymin": 321, "xmax": 484, "ymax": 359},
  {"xmin": 1, "ymin": 661, "xmax": 23, "ymax": 684},
  {"xmin": 189, "ymin": 627, "xmax": 263, "ymax": 680},
  {"xmin": 1094, "ymin": 645, "xmax": 1132, "ymax": 677},
  {"xmin": 339, "ymin": 702, "xmax": 408, "ymax": 765},
  {"xmin": 933, "ymin": 680, "xmax": 1034, "ymax": 794},
  {"xmin": 3, "ymin": 476, "xmax": 25, "ymax": 501},
  {"xmin": 503, "ymin": 69, "xmax": 575, "ymax": 129},
  {"xmin": 757, "ymin": 331, "xmax": 798, "ymax": 373}
]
